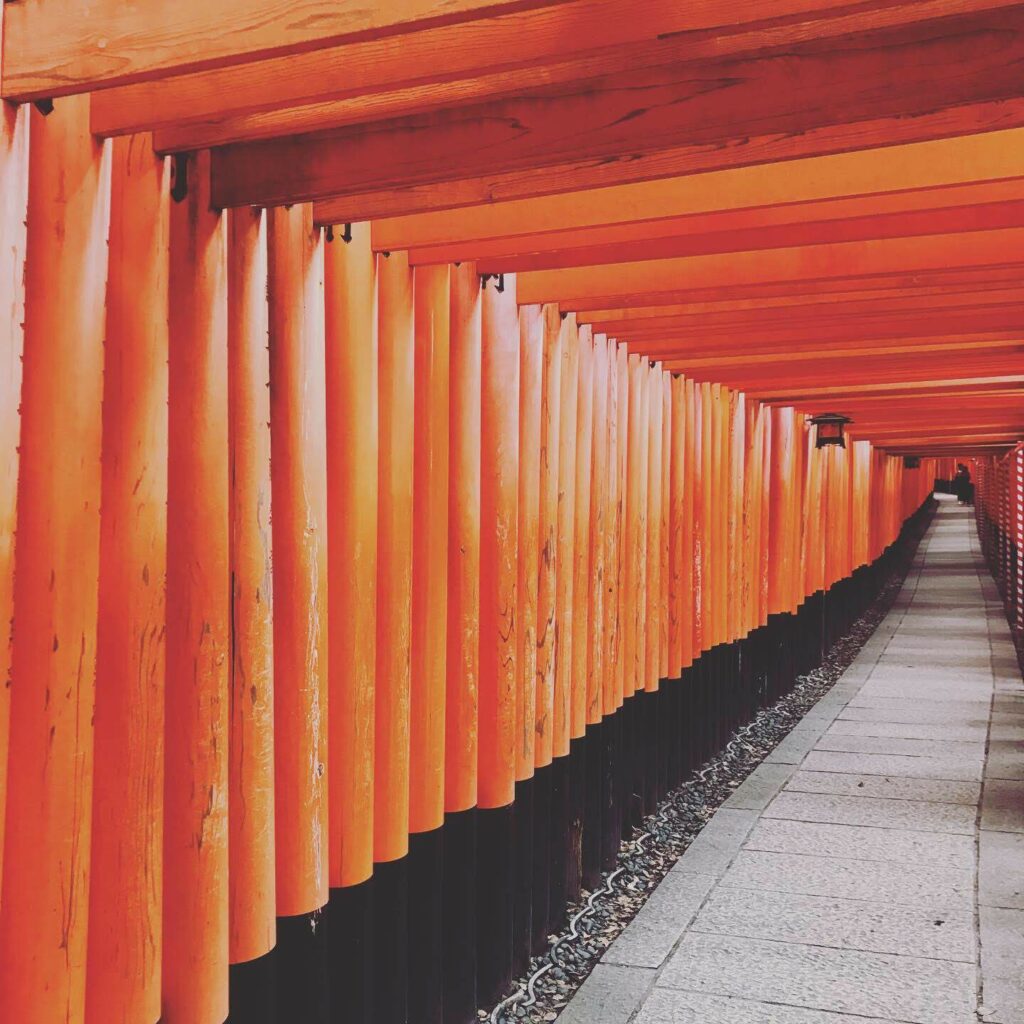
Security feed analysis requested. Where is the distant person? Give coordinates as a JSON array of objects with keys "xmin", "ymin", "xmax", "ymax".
[{"xmin": 954, "ymin": 463, "xmax": 973, "ymax": 505}]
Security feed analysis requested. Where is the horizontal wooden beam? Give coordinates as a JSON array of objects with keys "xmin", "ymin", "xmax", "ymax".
[
  {"xmin": 577, "ymin": 283, "xmax": 1024, "ymax": 325},
  {"xmin": 637, "ymin": 337, "xmax": 1021, "ymax": 368},
  {"xmin": 472, "ymin": 195, "xmax": 1024, "ymax": 273},
  {"xmin": 211, "ymin": 8, "xmax": 1024, "ymax": 210},
  {"xmin": 3, "ymin": 0, "xmax": 578, "ymax": 100},
  {"xmin": 369, "ymin": 129, "xmax": 1024, "ymax": 251},
  {"xmin": 563, "ymin": 265, "xmax": 1024, "ymax": 310},
  {"xmin": 88, "ymin": 0, "xmax": 1016, "ymax": 146},
  {"xmin": 758, "ymin": 376, "xmax": 1024, "ymax": 401},
  {"xmin": 516, "ymin": 229, "xmax": 1024, "ymax": 308}
]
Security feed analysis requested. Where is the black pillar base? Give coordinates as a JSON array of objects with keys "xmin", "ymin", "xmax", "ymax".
[
  {"xmin": 327, "ymin": 878, "xmax": 374, "ymax": 1024},
  {"xmin": 228, "ymin": 947, "xmax": 277, "ymax": 1024},
  {"xmin": 513, "ymin": 777, "xmax": 535, "ymax": 978},
  {"xmin": 477, "ymin": 802, "xmax": 514, "ymax": 1007},
  {"xmin": 275, "ymin": 907, "xmax": 329, "ymax": 1024},
  {"xmin": 409, "ymin": 827, "xmax": 444, "ymax": 1024},
  {"xmin": 373, "ymin": 857, "xmax": 408, "ymax": 1024},
  {"xmin": 442, "ymin": 808, "xmax": 477, "ymax": 1024}
]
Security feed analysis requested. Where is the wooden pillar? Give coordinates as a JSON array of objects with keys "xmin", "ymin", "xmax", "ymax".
[
  {"xmin": 535, "ymin": 304, "xmax": 562, "ymax": 773},
  {"xmin": 647, "ymin": 363, "xmax": 663, "ymax": 692},
  {"xmin": 0, "ymin": 100, "xmax": 27, "ymax": 903},
  {"xmin": 86, "ymin": 134, "xmax": 169, "ymax": 1024},
  {"xmin": 572, "ymin": 328, "xmax": 594, "ymax": 736},
  {"xmin": 478, "ymin": 271, "xmax": 519, "ymax": 1004},
  {"xmin": 375, "ymin": 248, "xmax": 415, "ymax": 1024},
  {"xmin": 325, "ymin": 226, "xmax": 377, "ymax": 1017},
  {"xmin": 409, "ymin": 261, "xmax": 450, "ymax": 1024},
  {"xmin": 444, "ymin": 261, "xmax": 481, "ymax": 1021},
  {"xmin": 0, "ymin": 96, "xmax": 109, "ymax": 1024},
  {"xmin": 225, "ymin": 206, "xmax": 277, "ymax": 1020},
  {"xmin": 163, "ymin": 149, "xmax": 230, "ymax": 1024},
  {"xmin": 267, "ymin": 204, "xmax": 329, "ymax": 1019},
  {"xmin": 588, "ymin": 336, "xmax": 609, "ymax": 724},
  {"xmin": 555, "ymin": 318, "xmax": 579, "ymax": 754}
]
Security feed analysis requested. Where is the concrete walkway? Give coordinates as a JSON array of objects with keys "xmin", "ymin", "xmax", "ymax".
[{"xmin": 560, "ymin": 496, "xmax": 1024, "ymax": 1024}]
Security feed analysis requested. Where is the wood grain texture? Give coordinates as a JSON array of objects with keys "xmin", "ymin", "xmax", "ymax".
[{"xmin": 215, "ymin": 8, "xmax": 1024, "ymax": 210}]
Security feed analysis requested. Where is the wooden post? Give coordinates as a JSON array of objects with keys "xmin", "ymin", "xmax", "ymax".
[
  {"xmin": 225, "ymin": 205, "xmax": 277, "ymax": 1019},
  {"xmin": 0, "ymin": 95, "xmax": 109, "ymax": 1024},
  {"xmin": 375, "ymin": 247, "xmax": 415, "ymax": 1024},
  {"xmin": 409, "ymin": 261, "xmax": 450, "ymax": 1024},
  {"xmin": 163, "ymin": 148, "xmax": 230, "ymax": 1024},
  {"xmin": 0, "ymin": 100, "xmax": 27, "ymax": 903},
  {"xmin": 325, "ymin": 220, "xmax": 378, "ymax": 889},
  {"xmin": 478, "ymin": 270, "xmax": 519, "ymax": 1003},
  {"xmin": 86, "ymin": 133, "xmax": 169, "ymax": 1024},
  {"xmin": 444, "ymin": 260, "xmax": 481, "ymax": 1020}
]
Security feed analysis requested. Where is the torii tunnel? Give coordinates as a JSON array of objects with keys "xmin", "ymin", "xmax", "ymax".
[{"xmin": 0, "ymin": 3, "xmax": 1022, "ymax": 1023}]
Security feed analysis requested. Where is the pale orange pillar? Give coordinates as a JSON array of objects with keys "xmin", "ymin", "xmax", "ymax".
[
  {"xmin": 682, "ymin": 378, "xmax": 696, "ymax": 667},
  {"xmin": 326, "ymin": 223, "xmax": 377, "ymax": 887},
  {"xmin": 601, "ymin": 339, "xmax": 621, "ymax": 716},
  {"xmin": 554, "ymin": 317, "xmax": 578, "ymax": 754},
  {"xmin": 225, "ymin": 206, "xmax": 276, "ymax": 958},
  {"xmin": 410, "ymin": 263, "xmax": 450, "ymax": 835},
  {"xmin": 614, "ymin": 345, "xmax": 630, "ymax": 707},
  {"xmin": 572, "ymin": 327, "xmax": 594, "ymax": 734},
  {"xmin": 691, "ymin": 383, "xmax": 705, "ymax": 657},
  {"xmin": 660, "ymin": 373, "xmax": 672, "ymax": 678},
  {"xmin": 268, "ymin": 204, "xmax": 329, "ymax": 915},
  {"xmin": 518, "ymin": 303, "xmax": 543, "ymax": 778},
  {"xmin": 669, "ymin": 376, "xmax": 685, "ymax": 677},
  {"xmin": 646, "ymin": 363, "xmax": 663, "ymax": 691},
  {"xmin": 163, "ymin": 149, "xmax": 230, "ymax": 1024},
  {"xmin": 535, "ymin": 304, "xmax": 562, "ymax": 766},
  {"xmin": 0, "ymin": 96, "xmax": 109, "ymax": 1024},
  {"xmin": 87, "ymin": 134, "xmax": 169, "ymax": 1024},
  {"xmin": 624, "ymin": 355, "xmax": 643, "ymax": 693},
  {"xmin": 480, "ymin": 273, "xmax": 519, "ymax": 808},
  {"xmin": 0, "ymin": 99, "xmax": 28, "ymax": 902},
  {"xmin": 447, "ymin": 264, "xmax": 481, "ymax": 807},
  {"xmin": 376, "ymin": 250, "xmax": 415, "ymax": 864},
  {"xmin": 769, "ymin": 407, "xmax": 797, "ymax": 615},
  {"xmin": 588, "ymin": 335, "xmax": 609, "ymax": 724}
]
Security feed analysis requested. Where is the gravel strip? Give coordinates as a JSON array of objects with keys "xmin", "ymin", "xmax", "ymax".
[{"xmin": 482, "ymin": 557, "xmax": 916, "ymax": 1024}]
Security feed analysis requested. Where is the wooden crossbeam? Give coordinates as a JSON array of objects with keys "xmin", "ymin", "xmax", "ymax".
[
  {"xmin": 86, "ymin": 0, "xmax": 1019, "ymax": 146},
  {"xmin": 210, "ymin": 8, "xmax": 1024, "ymax": 211},
  {"xmin": 516, "ymin": 229, "xmax": 1024, "ymax": 308},
  {"xmin": 365, "ymin": 131, "xmax": 1024, "ymax": 252},
  {"xmin": 469, "ymin": 195, "xmax": 1024, "ymax": 273},
  {"xmin": 756, "ymin": 376, "xmax": 1024, "ymax": 401},
  {"xmin": 3, "ymin": 0, "xmax": 577, "ymax": 100}
]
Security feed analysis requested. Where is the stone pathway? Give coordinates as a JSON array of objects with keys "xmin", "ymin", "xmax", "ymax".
[{"xmin": 558, "ymin": 497, "xmax": 1024, "ymax": 1024}]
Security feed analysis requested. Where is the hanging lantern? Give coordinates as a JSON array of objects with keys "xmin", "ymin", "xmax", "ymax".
[
  {"xmin": 904, "ymin": 455, "xmax": 921, "ymax": 469},
  {"xmin": 810, "ymin": 412, "xmax": 851, "ymax": 449}
]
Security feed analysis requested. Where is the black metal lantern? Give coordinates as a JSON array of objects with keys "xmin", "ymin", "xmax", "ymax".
[
  {"xmin": 810, "ymin": 412, "xmax": 851, "ymax": 449},
  {"xmin": 904, "ymin": 455, "xmax": 921, "ymax": 469}
]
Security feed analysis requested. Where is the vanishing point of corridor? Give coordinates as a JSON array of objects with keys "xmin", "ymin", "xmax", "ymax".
[{"xmin": 562, "ymin": 495, "xmax": 1024, "ymax": 1024}]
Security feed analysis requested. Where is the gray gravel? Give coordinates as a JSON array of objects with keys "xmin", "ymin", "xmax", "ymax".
[{"xmin": 483, "ymin": 561, "xmax": 914, "ymax": 1024}]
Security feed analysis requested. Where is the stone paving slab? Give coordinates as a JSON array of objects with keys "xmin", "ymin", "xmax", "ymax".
[
  {"xmin": 979, "ymin": 831, "xmax": 1024, "ymax": 910},
  {"xmin": 690, "ymin": 886, "xmax": 974, "ymax": 961},
  {"xmin": 800, "ymin": 748, "xmax": 984, "ymax": 781},
  {"xmin": 659, "ymin": 933, "xmax": 976, "ymax": 1024},
  {"xmin": 633, "ymin": 990, "xmax": 907, "ymax": 1024},
  {"xmin": 826, "ymin": 717, "xmax": 987, "ymax": 741},
  {"xmin": 602, "ymin": 870, "xmax": 717, "ymax": 969},
  {"xmin": 762, "ymin": 789, "xmax": 978, "ymax": 833},
  {"xmin": 784, "ymin": 770, "xmax": 981, "ymax": 804},
  {"xmin": 720, "ymin": 849, "xmax": 973, "ymax": 908},
  {"xmin": 744, "ymin": 817, "xmax": 976, "ymax": 869},
  {"xmin": 979, "ymin": 906, "xmax": 1024, "ymax": 1024},
  {"xmin": 981, "ymin": 779, "xmax": 1024, "ymax": 833},
  {"xmin": 721, "ymin": 763, "xmax": 796, "ymax": 811},
  {"xmin": 838, "ymin": 703, "xmax": 991, "ymax": 727},
  {"xmin": 556, "ymin": 964, "xmax": 654, "ymax": 1024}
]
